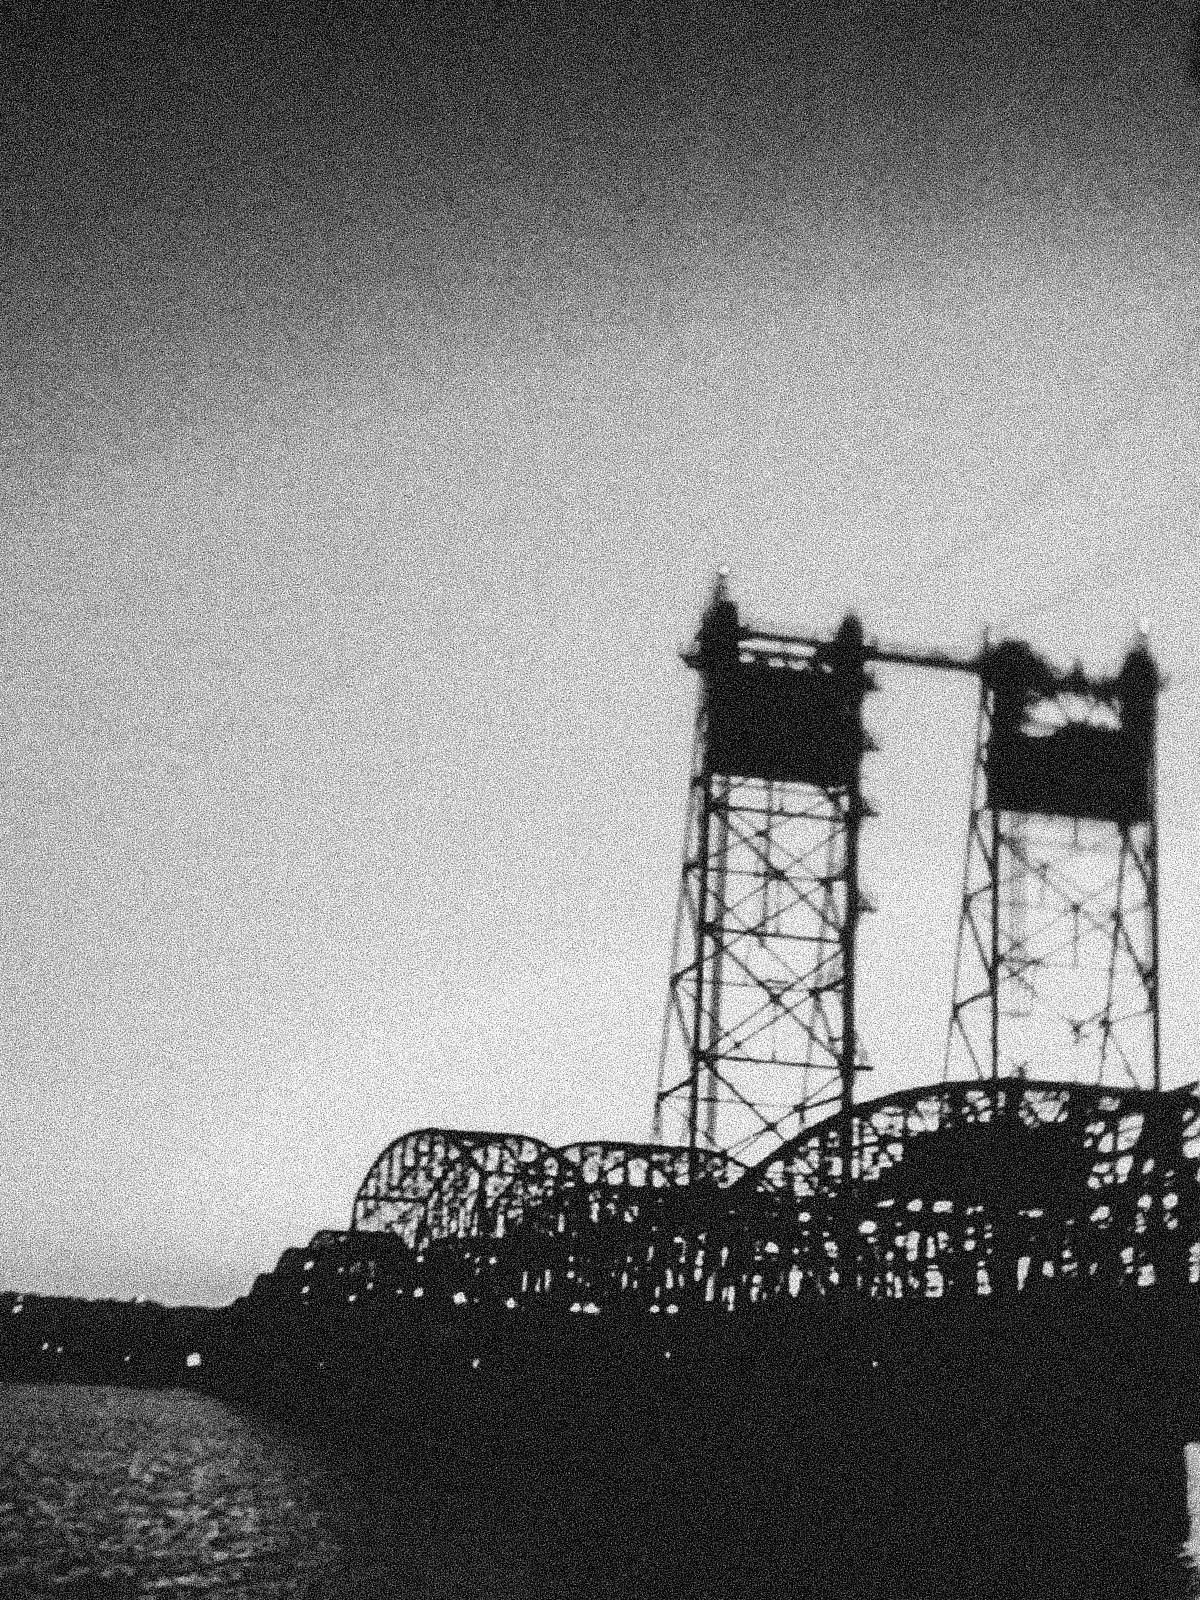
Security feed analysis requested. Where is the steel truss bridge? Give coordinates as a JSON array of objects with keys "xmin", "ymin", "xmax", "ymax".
[
  {"xmin": 255, "ymin": 1078, "xmax": 1200, "ymax": 1318},
  {"xmin": 254, "ymin": 586, "xmax": 1189, "ymax": 1327}
]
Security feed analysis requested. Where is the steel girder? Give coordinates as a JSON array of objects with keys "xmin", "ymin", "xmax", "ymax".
[
  {"xmin": 350, "ymin": 1129, "xmax": 562, "ymax": 1248},
  {"xmin": 260, "ymin": 1082, "xmax": 1200, "ymax": 1318}
]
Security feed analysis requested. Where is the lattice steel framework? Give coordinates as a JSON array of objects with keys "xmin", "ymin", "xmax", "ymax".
[
  {"xmin": 652, "ymin": 580, "xmax": 874, "ymax": 1171},
  {"xmin": 257, "ymin": 1082, "xmax": 1200, "ymax": 1317},
  {"xmin": 945, "ymin": 638, "xmax": 1161, "ymax": 1089},
  {"xmin": 243, "ymin": 605, "xmax": 1185, "ymax": 1333}
]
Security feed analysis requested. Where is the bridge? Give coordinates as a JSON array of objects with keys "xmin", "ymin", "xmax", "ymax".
[
  {"xmin": 209, "ymin": 586, "xmax": 1200, "ymax": 1600},
  {"xmin": 255, "ymin": 1078, "xmax": 1199, "ymax": 1320},
  {"xmin": 250, "ymin": 584, "xmax": 1195, "ymax": 1348}
]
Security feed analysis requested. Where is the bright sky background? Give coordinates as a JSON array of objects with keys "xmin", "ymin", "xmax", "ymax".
[{"xmin": 3, "ymin": 2, "xmax": 1199, "ymax": 1303}]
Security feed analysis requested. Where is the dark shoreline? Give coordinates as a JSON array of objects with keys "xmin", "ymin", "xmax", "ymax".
[{"xmin": 5, "ymin": 1291, "xmax": 1200, "ymax": 1599}]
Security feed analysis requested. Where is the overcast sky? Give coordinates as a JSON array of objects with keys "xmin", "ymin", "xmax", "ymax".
[{"xmin": 3, "ymin": 1, "xmax": 1199, "ymax": 1303}]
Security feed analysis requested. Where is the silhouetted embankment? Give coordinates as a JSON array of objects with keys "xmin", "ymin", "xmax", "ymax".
[
  {"xmin": 4, "ymin": 1286, "xmax": 1199, "ymax": 1596},
  {"xmin": 0, "ymin": 1290, "xmax": 232, "ymax": 1389}
]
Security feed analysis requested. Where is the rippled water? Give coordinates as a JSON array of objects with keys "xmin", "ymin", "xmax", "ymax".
[
  {"xmin": 0, "ymin": 1383, "xmax": 559, "ymax": 1598},
  {"xmin": 0, "ymin": 1385, "xmax": 360, "ymax": 1596},
  {"xmin": 3, "ymin": 1382, "xmax": 1200, "ymax": 1598}
]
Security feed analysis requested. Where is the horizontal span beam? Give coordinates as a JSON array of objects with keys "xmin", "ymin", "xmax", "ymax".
[{"xmin": 742, "ymin": 629, "xmax": 982, "ymax": 677}]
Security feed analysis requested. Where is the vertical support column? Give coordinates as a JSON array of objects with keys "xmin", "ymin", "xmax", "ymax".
[
  {"xmin": 840, "ymin": 777, "xmax": 860, "ymax": 1175},
  {"xmin": 989, "ymin": 796, "xmax": 1001, "ymax": 1086},
  {"xmin": 838, "ymin": 775, "xmax": 862, "ymax": 1295},
  {"xmin": 687, "ymin": 767, "xmax": 715, "ymax": 1181},
  {"xmin": 1148, "ymin": 682, "xmax": 1161, "ymax": 1093},
  {"xmin": 703, "ymin": 774, "xmax": 730, "ymax": 1149},
  {"xmin": 832, "ymin": 619, "xmax": 868, "ymax": 1294},
  {"xmin": 944, "ymin": 679, "xmax": 991, "ymax": 1083}
]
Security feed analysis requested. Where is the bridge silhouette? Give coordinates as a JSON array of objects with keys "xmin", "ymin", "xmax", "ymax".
[
  {"xmin": 8, "ymin": 583, "xmax": 1196, "ymax": 1598},
  {"xmin": 250, "ymin": 582, "xmax": 1187, "ymax": 1342}
]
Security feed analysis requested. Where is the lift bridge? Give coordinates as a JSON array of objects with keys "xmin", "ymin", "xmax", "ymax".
[{"xmin": 255, "ymin": 582, "xmax": 1200, "ymax": 1320}]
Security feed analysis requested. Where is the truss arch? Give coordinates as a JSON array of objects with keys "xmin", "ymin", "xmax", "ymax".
[{"xmin": 351, "ymin": 1129, "xmax": 563, "ymax": 1249}]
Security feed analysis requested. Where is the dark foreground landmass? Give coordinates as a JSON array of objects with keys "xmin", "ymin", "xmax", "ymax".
[{"xmin": 3, "ymin": 1287, "xmax": 1199, "ymax": 1598}]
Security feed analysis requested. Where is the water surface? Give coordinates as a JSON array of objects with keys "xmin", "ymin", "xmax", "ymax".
[{"xmin": 2, "ymin": 1382, "xmax": 1200, "ymax": 1598}]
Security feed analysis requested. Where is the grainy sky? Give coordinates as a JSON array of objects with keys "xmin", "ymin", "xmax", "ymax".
[{"xmin": 3, "ymin": 1, "xmax": 1199, "ymax": 1303}]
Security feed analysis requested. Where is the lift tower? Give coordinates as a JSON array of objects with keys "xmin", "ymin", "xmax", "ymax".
[
  {"xmin": 653, "ymin": 580, "xmax": 874, "ymax": 1170},
  {"xmin": 944, "ymin": 637, "xmax": 1161, "ymax": 1090}
]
